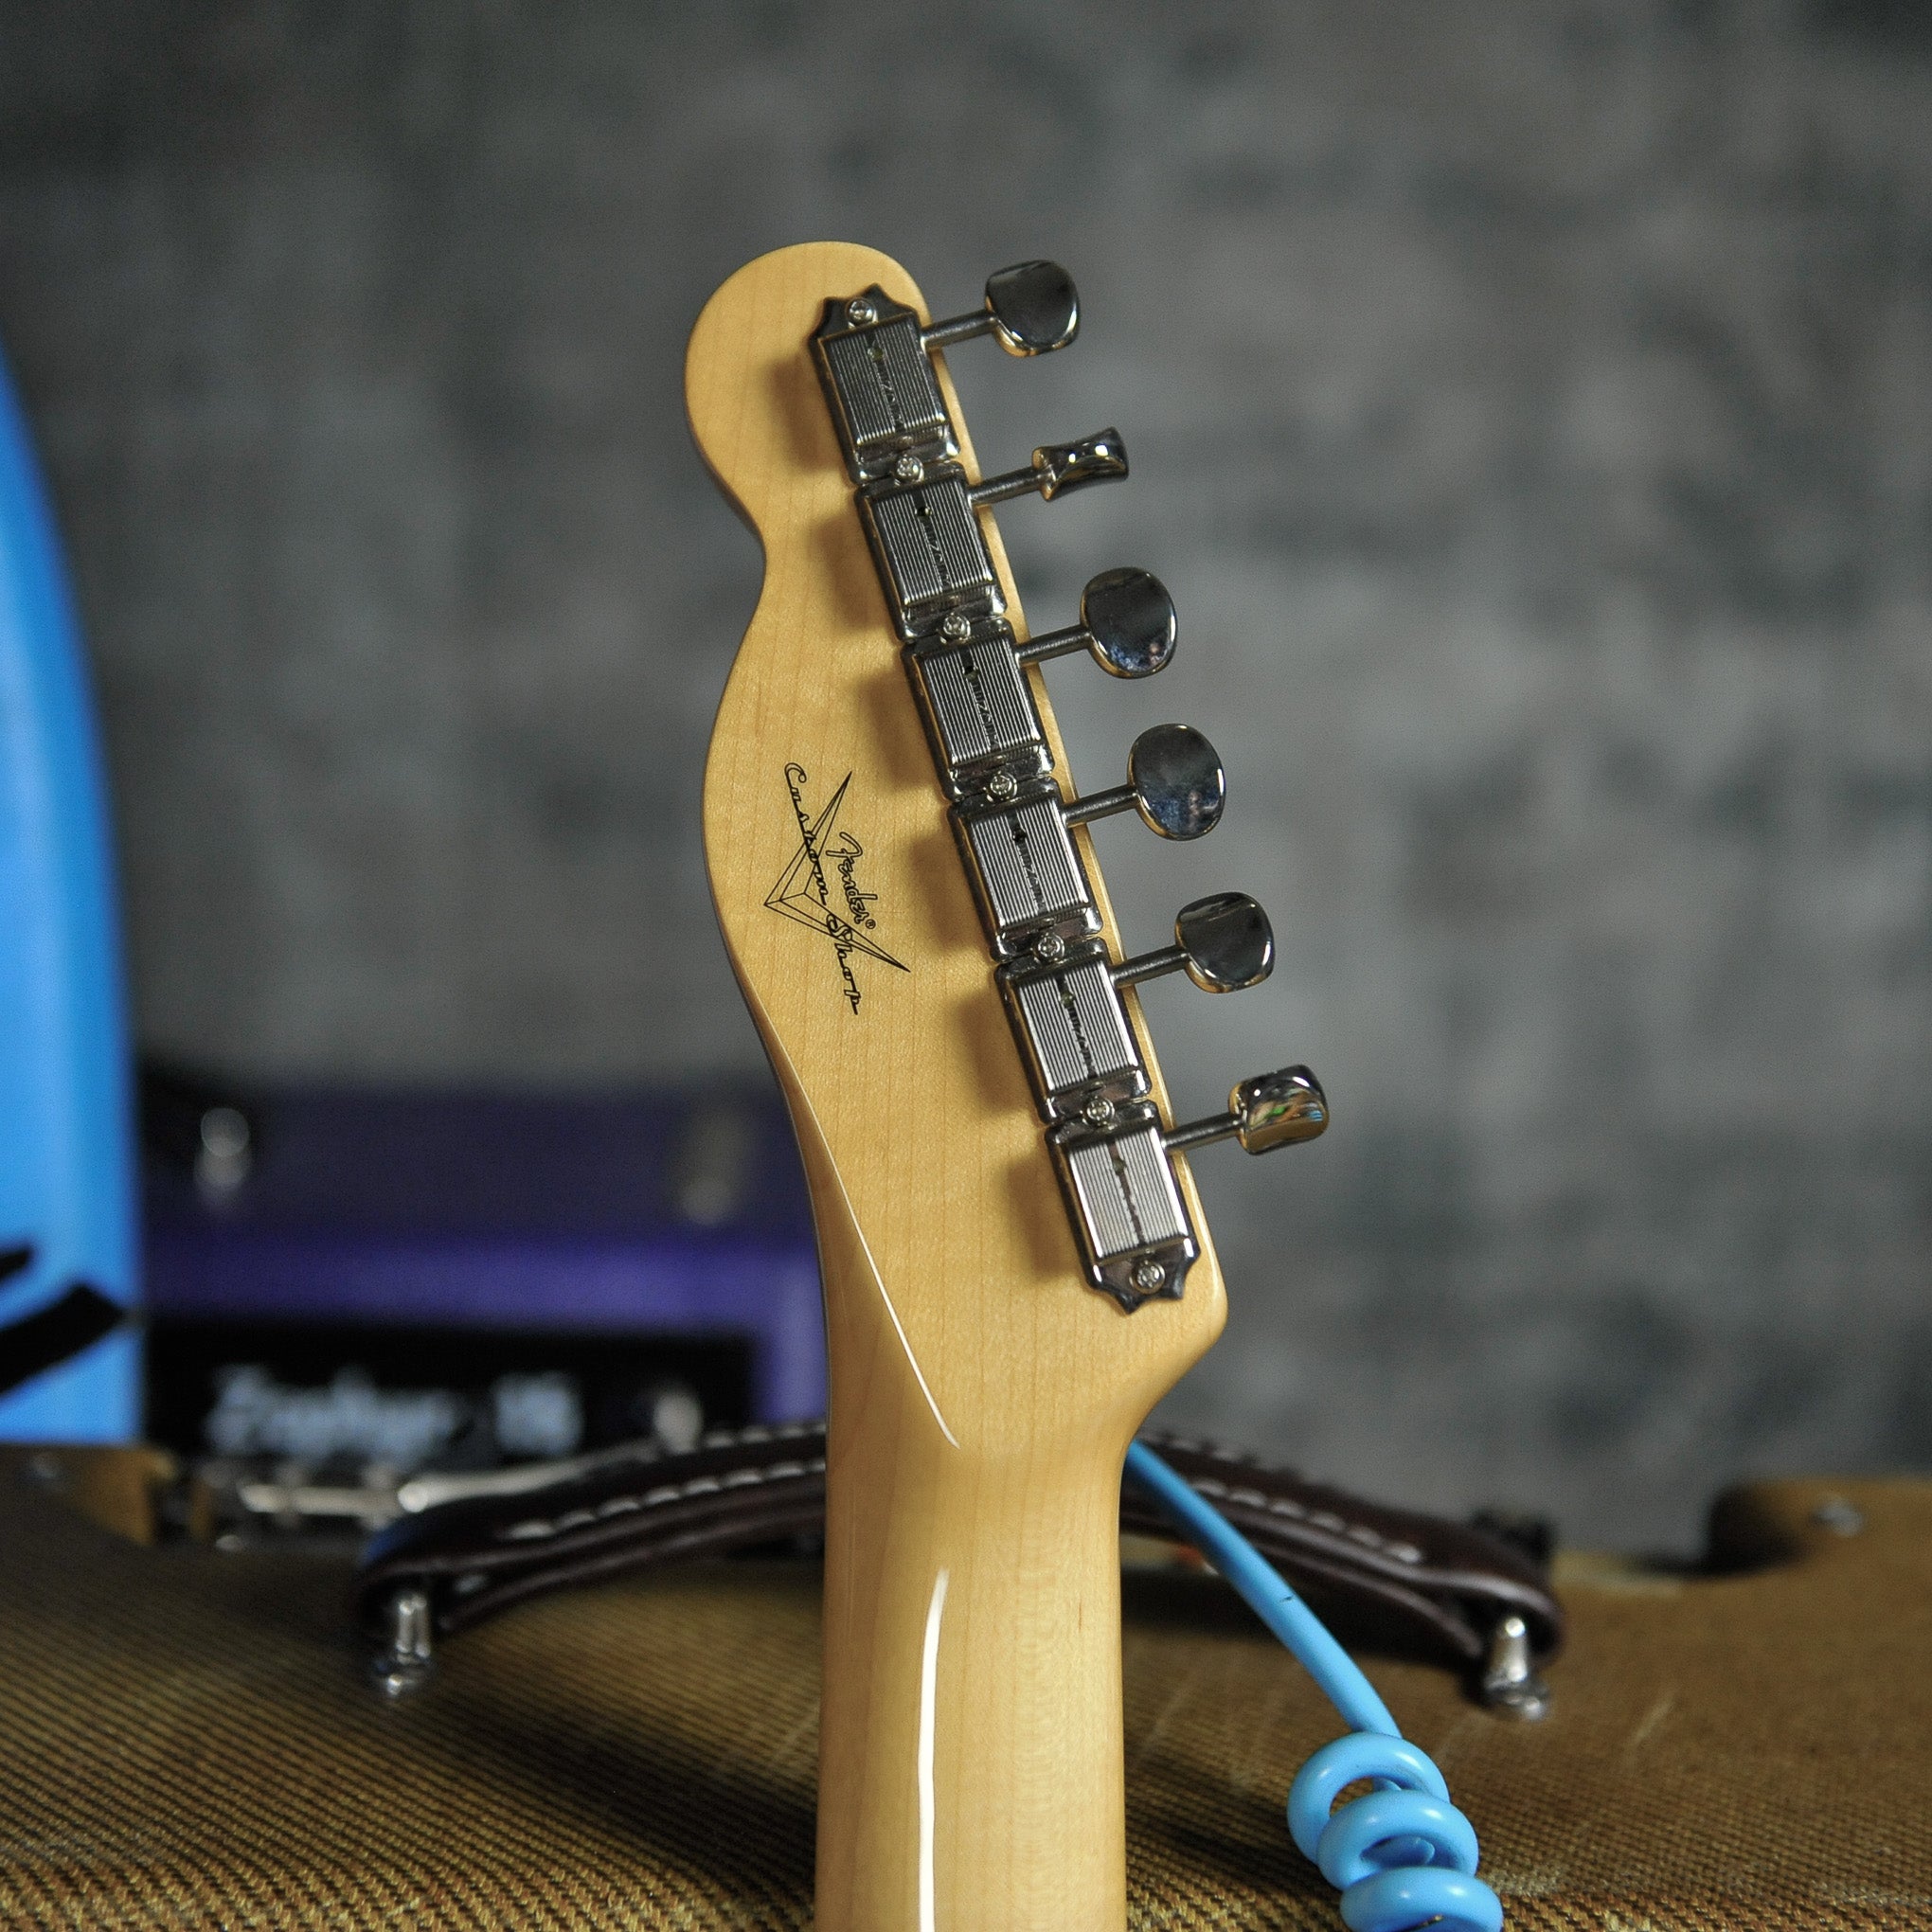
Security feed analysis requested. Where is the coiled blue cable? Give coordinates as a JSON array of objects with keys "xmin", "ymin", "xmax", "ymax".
[{"xmin": 1124, "ymin": 1440, "xmax": 1504, "ymax": 1932}]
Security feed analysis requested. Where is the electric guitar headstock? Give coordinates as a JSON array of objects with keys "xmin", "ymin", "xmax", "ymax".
[{"xmin": 688, "ymin": 243, "xmax": 1326, "ymax": 1932}]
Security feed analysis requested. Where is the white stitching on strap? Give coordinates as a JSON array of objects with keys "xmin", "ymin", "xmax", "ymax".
[{"xmin": 490, "ymin": 1456, "xmax": 827, "ymax": 1545}]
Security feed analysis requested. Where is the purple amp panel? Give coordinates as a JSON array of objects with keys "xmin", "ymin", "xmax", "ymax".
[{"xmin": 140, "ymin": 1076, "xmax": 823, "ymax": 1473}]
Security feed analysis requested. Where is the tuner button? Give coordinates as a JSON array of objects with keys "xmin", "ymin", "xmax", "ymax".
[
  {"xmin": 984, "ymin": 260, "xmax": 1081, "ymax": 355},
  {"xmin": 1174, "ymin": 893, "xmax": 1274, "ymax": 992},
  {"xmin": 968, "ymin": 428, "xmax": 1129, "ymax": 509},
  {"xmin": 1061, "ymin": 723, "xmax": 1225, "ymax": 841},
  {"xmin": 1230, "ymin": 1065, "xmax": 1329, "ymax": 1153},
  {"xmin": 1163, "ymin": 1065, "xmax": 1329, "ymax": 1157},
  {"xmin": 1082, "ymin": 568, "xmax": 1175, "ymax": 677},
  {"xmin": 1034, "ymin": 429, "xmax": 1128, "ymax": 500},
  {"xmin": 921, "ymin": 260, "xmax": 1082, "ymax": 356},
  {"xmin": 1111, "ymin": 892, "xmax": 1274, "ymax": 993},
  {"xmin": 1128, "ymin": 724, "xmax": 1225, "ymax": 840},
  {"xmin": 1011, "ymin": 566, "xmax": 1176, "ymax": 678}
]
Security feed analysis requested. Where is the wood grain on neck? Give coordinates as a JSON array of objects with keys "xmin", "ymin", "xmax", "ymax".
[{"xmin": 688, "ymin": 242, "xmax": 1225, "ymax": 1932}]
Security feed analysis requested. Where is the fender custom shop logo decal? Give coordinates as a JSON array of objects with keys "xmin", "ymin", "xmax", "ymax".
[{"xmin": 766, "ymin": 763, "xmax": 907, "ymax": 1013}]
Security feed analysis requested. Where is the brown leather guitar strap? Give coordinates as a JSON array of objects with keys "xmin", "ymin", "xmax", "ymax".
[{"xmin": 351, "ymin": 1422, "xmax": 1562, "ymax": 1704}]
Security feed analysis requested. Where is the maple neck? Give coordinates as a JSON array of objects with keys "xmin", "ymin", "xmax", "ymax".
[
  {"xmin": 814, "ymin": 1283, "xmax": 1132, "ymax": 1931},
  {"xmin": 689, "ymin": 242, "xmax": 1231, "ymax": 1932}
]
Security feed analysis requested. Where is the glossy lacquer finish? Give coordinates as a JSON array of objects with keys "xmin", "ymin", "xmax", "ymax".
[{"xmin": 687, "ymin": 244, "xmax": 1225, "ymax": 1932}]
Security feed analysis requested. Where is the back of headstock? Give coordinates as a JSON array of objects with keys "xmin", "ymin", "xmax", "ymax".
[{"xmin": 688, "ymin": 243, "xmax": 1326, "ymax": 1932}]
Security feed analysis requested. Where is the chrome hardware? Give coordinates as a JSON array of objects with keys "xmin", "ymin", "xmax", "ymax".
[
  {"xmin": 1164, "ymin": 1065, "xmax": 1329, "ymax": 1155},
  {"xmin": 1048, "ymin": 1105, "xmax": 1199, "ymax": 1311},
  {"xmin": 1002, "ymin": 897, "xmax": 1273, "ymax": 1124},
  {"xmin": 368, "ymin": 1585, "xmax": 435, "ymax": 1698},
  {"xmin": 859, "ymin": 440, "xmax": 1130, "ymax": 639},
  {"xmin": 953, "ymin": 780, "xmax": 1103, "ymax": 957},
  {"xmin": 1111, "ymin": 893, "xmax": 1274, "ymax": 994},
  {"xmin": 1478, "ymin": 1615, "xmax": 1551, "ymax": 1722},
  {"xmin": 1000, "ymin": 940, "xmax": 1150, "ymax": 1121},
  {"xmin": 816, "ymin": 265, "xmax": 1079, "ymax": 484},
  {"xmin": 814, "ymin": 286, "xmax": 958, "ymax": 483},
  {"xmin": 857, "ymin": 467, "xmax": 1005, "ymax": 637},
  {"xmin": 921, "ymin": 260, "xmax": 1080, "ymax": 356},
  {"xmin": 905, "ymin": 619, "xmax": 1052, "ymax": 797},
  {"xmin": 1013, "ymin": 567, "xmax": 1177, "ymax": 679},
  {"xmin": 967, "ymin": 429, "xmax": 1128, "ymax": 508},
  {"xmin": 907, "ymin": 568, "xmax": 1183, "ymax": 803},
  {"xmin": 812, "ymin": 264, "xmax": 1318, "ymax": 1314},
  {"xmin": 1061, "ymin": 724, "xmax": 1225, "ymax": 841}
]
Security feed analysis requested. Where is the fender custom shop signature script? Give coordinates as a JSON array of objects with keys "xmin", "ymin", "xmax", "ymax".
[{"xmin": 764, "ymin": 761, "xmax": 906, "ymax": 1012}]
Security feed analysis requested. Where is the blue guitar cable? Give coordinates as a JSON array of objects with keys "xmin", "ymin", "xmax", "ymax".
[{"xmin": 1124, "ymin": 1441, "xmax": 1505, "ymax": 1932}]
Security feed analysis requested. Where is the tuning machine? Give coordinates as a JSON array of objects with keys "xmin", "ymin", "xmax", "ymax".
[
  {"xmin": 1112, "ymin": 892, "xmax": 1273, "ymax": 993},
  {"xmin": 1051, "ymin": 1067, "xmax": 1329, "ymax": 1312},
  {"xmin": 905, "ymin": 569, "xmax": 1177, "ymax": 803},
  {"xmin": 857, "ymin": 431, "xmax": 1130, "ymax": 639},
  {"xmin": 814, "ymin": 260, "xmax": 1080, "ymax": 487},
  {"xmin": 964, "ymin": 430, "xmax": 1127, "ymax": 508},
  {"xmin": 1002, "ymin": 895, "xmax": 1275, "ymax": 1125},
  {"xmin": 954, "ymin": 724, "xmax": 1226, "ymax": 957}
]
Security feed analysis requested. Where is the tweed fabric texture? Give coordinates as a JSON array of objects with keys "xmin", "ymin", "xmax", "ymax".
[{"xmin": 0, "ymin": 1466, "xmax": 1925, "ymax": 1928}]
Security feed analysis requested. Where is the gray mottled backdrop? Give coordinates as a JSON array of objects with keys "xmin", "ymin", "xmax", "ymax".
[{"xmin": 3, "ymin": 2, "xmax": 1927, "ymax": 1546}]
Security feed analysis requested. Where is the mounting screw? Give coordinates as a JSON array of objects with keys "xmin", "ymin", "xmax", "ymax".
[
  {"xmin": 986, "ymin": 768, "xmax": 1019, "ymax": 801},
  {"xmin": 940, "ymin": 611, "xmax": 972, "ymax": 642},
  {"xmin": 893, "ymin": 454, "xmax": 925, "ymax": 485},
  {"xmin": 1032, "ymin": 929, "xmax": 1066, "ymax": 962},
  {"xmin": 1082, "ymin": 1096, "xmax": 1116, "ymax": 1128},
  {"xmin": 1131, "ymin": 1258, "xmax": 1166, "ymax": 1295},
  {"xmin": 847, "ymin": 296, "xmax": 878, "ymax": 326}
]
